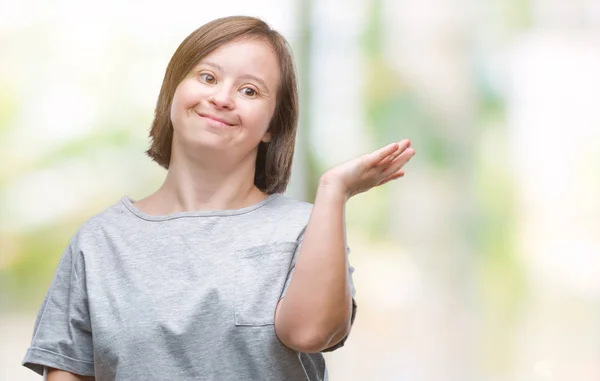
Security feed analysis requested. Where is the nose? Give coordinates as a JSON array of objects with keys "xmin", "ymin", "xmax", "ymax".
[{"xmin": 208, "ymin": 84, "xmax": 235, "ymax": 110}]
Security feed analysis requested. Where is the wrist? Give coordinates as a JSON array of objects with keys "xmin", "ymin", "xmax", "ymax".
[{"xmin": 318, "ymin": 174, "xmax": 349, "ymax": 203}]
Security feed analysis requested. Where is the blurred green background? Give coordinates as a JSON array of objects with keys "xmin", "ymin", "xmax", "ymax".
[{"xmin": 1, "ymin": 0, "xmax": 600, "ymax": 380}]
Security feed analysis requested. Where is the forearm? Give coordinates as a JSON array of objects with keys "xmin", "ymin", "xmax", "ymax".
[
  {"xmin": 276, "ymin": 179, "xmax": 353, "ymax": 352},
  {"xmin": 45, "ymin": 367, "xmax": 94, "ymax": 381}
]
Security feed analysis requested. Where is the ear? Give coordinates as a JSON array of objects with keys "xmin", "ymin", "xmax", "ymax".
[{"xmin": 261, "ymin": 131, "xmax": 272, "ymax": 143}]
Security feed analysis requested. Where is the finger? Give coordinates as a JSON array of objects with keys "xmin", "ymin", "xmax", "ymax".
[
  {"xmin": 382, "ymin": 147, "xmax": 415, "ymax": 177},
  {"xmin": 370, "ymin": 139, "xmax": 411, "ymax": 166},
  {"xmin": 377, "ymin": 140, "xmax": 411, "ymax": 166},
  {"xmin": 368, "ymin": 143, "xmax": 399, "ymax": 166},
  {"xmin": 377, "ymin": 170, "xmax": 405, "ymax": 186},
  {"xmin": 377, "ymin": 145, "xmax": 403, "ymax": 167}
]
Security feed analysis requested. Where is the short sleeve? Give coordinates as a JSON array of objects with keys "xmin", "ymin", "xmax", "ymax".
[{"xmin": 21, "ymin": 241, "xmax": 95, "ymax": 377}]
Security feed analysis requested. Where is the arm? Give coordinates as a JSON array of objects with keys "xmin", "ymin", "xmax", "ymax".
[
  {"xmin": 275, "ymin": 140, "xmax": 415, "ymax": 353},
  {"xmin": 22, "ymin": 241, "xmax": 95, "ymax": 378},
  {"xmin": 275, "ymin": 182, "xmax": 353, "ymax": 353},
  {"xmin": 45, "ymin": 367, "xmax": 95, "ymax": 381}
]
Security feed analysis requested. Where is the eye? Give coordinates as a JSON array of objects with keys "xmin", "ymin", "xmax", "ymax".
[
  {"xmin": 199, "ymin": 73, "xmax": 216, "ymax": 84},
  {"xmin": 240, "ymin": 87, "xmax": 257, "ymax": 98}
]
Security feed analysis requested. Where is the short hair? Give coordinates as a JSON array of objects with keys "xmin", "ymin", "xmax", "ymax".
[{"xmin": 146, "ymin": 16, "xmax": 299, "ymax": 194}]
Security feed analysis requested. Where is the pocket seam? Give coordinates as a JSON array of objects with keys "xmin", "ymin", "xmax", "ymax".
[
  {"xmin": 234, "ymin": 242, "xmax": 297, "ymax": 326},
  {"xmin": 236, "ymin": 242, "xmax": 297, "ymax": 259}
]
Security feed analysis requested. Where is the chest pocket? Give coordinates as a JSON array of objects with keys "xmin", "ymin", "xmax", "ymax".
[{"xmin": 234, "ymin": 242, "xmax": 297, "ymax": 326}]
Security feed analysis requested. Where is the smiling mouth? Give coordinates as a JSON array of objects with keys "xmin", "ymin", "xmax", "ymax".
[{"xmin": 195, "ymin": 112, "xmax": 236, "ymax": 127}]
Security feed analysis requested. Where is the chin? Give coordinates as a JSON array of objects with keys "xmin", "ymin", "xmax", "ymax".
[
  {"xmin": 173, "ymin": 128, "xmax": 226, "ymax": 151},
  {"xmin": 190, "ymin": 133, "xmax": 228, "ymax": 149}
]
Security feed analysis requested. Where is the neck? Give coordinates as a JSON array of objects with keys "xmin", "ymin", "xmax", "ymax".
[{"xmin": 148, "ymin": 148, "xmax": 268, "ymax": 214}]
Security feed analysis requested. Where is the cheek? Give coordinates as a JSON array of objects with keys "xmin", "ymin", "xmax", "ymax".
[
  {"xmin": 169, "ymin": 99, "xmax": 184, "ymax": 128},
  {"xmin": 172, "ymin": 82, "xmax": 201, "ymax": 112},
  {"xmin": 170, "ymin": 89, "xmax": 183, "ymax": 121},
  {"xmin": 171, "ymin": 88, "xmax": 198, "ymax": 127},
  {"xmin": 243, "ymin": 103, "xmax": 276, "ymax": 132}
]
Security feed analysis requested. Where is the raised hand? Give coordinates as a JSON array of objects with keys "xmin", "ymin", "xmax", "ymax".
[{"xmin": 319, "ymin": 139, "xmax": 416, "ymax": 201}]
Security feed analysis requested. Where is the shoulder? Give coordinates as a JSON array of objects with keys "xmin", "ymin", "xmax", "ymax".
[
  {"xmin": 68, "ymin": 197, "xmax": 131, "ymax": 249},
  {"xmin": 262, "ymin": 193, "xmax": 313, "ymax": 220}
]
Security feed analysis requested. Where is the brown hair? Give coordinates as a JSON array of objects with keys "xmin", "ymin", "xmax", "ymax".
[{"xmin": 146, "ymin": 16, "xmax": 299, "ymax": 194}]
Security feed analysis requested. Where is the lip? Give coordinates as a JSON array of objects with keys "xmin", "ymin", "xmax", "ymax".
[{"xmin": 196, "ymin": 112, "xmax": 236, "ymax": 127}]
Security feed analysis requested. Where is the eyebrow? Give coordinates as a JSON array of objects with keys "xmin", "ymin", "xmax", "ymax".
[{"xmin": 202, "ymin": 60, "xmax": 270, "ymax": 92}]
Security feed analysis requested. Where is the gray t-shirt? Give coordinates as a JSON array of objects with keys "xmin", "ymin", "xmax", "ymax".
[{"xmin": 22, "ymin": 193, "xmax": 356, "ymax": 380}]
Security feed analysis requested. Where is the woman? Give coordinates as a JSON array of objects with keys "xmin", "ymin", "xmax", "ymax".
[{"xmin": 22, "ymin": 16, "xmax": 415, "ymax": 381}]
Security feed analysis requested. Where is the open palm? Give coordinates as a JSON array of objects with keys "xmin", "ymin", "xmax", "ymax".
[{"xmin": 321, "ymin": 139, "xmax": 416, "ymax": 200}]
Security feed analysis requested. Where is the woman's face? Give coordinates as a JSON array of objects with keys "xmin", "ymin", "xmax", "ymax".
[{"xmin": 170, "ymin": 38, "xmax": 280, "ymax": 161}]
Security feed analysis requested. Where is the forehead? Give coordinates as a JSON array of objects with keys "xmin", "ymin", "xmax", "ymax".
[{"xmin": 197, "ymin": 39, "xmax": 280, "ymax": 86}]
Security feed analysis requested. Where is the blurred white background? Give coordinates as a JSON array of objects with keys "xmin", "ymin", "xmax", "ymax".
[{"xmin": 1, "ymin": 0, "xmax": 599, "ymax": 380}]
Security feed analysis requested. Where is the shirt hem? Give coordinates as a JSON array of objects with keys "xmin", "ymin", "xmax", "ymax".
[{"xmin": 22, "ymin": 347, "xmax": 95, "ymax": 377}]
